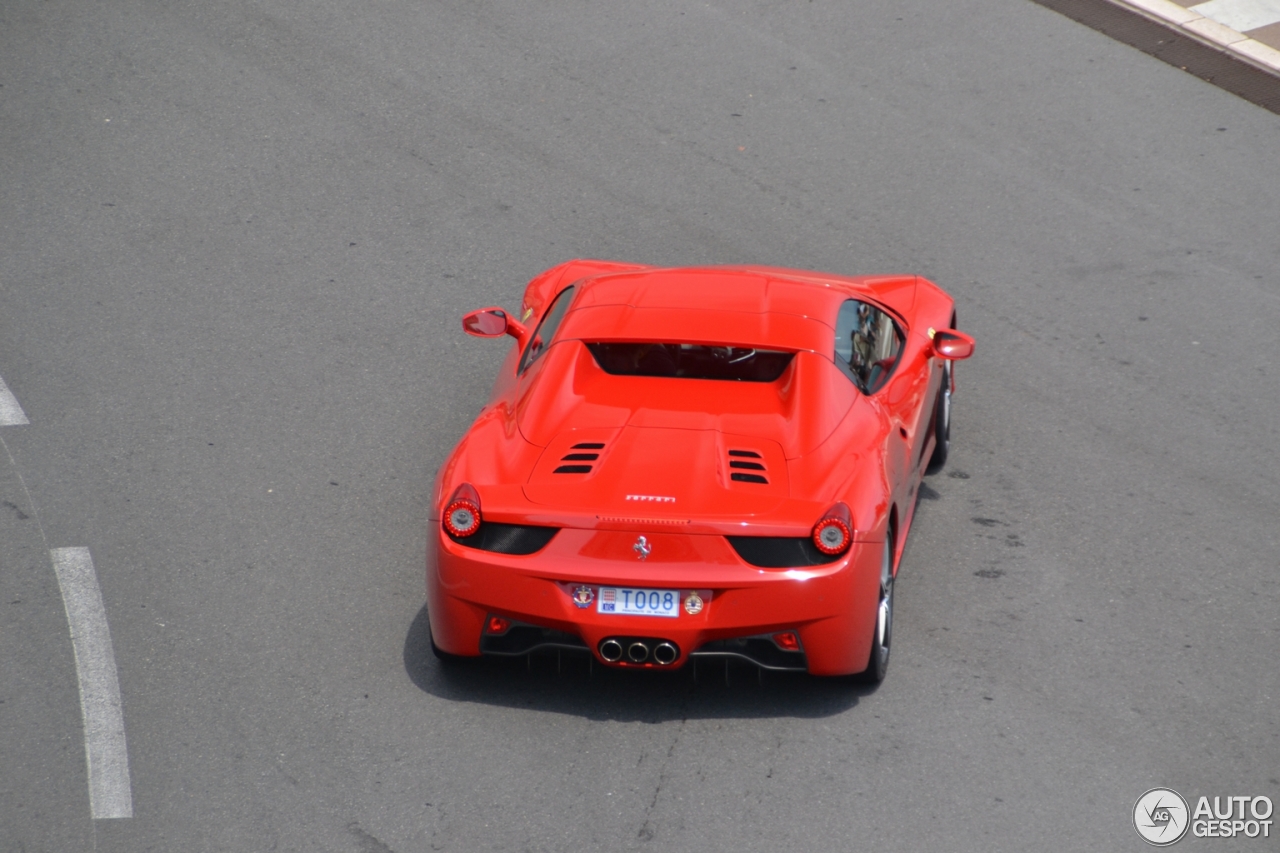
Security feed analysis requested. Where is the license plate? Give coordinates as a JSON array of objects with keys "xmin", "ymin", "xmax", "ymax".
[{"xmin": 597, "ymin": 587, "xmax": 679, "ymax": 618}]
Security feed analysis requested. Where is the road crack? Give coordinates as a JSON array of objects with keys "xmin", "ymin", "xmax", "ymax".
[{"xmin": 636, "ymin": 715, "xmax": 687, "ymax": 843}]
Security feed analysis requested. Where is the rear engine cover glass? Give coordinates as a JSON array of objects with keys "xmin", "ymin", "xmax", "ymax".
[{"xmin": 586, "ymin": 343, "xmax": 794, "ymax": 382}]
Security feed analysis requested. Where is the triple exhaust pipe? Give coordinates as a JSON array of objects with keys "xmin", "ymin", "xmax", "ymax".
[{"xmin": 599, "ymin": 637, "xmax": 680, "ymax": 666}]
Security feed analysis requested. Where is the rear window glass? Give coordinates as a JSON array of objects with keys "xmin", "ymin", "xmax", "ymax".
[{"xmin": 586, "ymin": 343, "xmax": 794, "ymax": 382}]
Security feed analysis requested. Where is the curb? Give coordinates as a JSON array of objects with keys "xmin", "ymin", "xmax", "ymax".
[
  {"xmin": 1033, "ymin": 0, "xmax": 1280, "ymax": 113},
  {"xmin": 1110, "ymin": 0, "xmax": 1280, "ymax": 76}
]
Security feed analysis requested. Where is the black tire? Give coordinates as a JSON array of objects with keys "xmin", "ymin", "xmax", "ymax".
[
  {"xmin": 925, "ymin": 357, "xmax": 952, "ymax": 475},
  {"xmin": 854, "ymin": 535, "xmax": 894, "ymax": 684}
]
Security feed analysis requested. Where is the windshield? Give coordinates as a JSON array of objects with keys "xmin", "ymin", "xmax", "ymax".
[
  {"xmin": 833, "ymin": 298, "xmax": 902, "ymax": 393},
  {"xmin": 585, "ymin": 343, "xmax": 794, "ymax": 382},
  {"xmin": 518, "ymin": 285, "xmax": 576, "ymax": 374}
]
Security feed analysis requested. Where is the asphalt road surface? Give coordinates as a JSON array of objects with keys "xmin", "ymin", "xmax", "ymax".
[{"xmin": 2, "ymin": 1, "xmax": 1278, "ymax": 851}]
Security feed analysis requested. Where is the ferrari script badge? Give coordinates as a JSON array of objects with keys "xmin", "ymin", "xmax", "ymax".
[{"xmin": 633, "ymin": 536, "xmax": 652, "ymax": 561}]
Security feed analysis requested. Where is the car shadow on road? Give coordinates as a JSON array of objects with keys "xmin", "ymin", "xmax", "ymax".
[{"xmin": 403, "ymin": 604, "xmax": 869, "ymax": 721}]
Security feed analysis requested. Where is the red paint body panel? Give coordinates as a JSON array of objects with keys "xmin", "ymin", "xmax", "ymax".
[
  {"xmin": 512, "ymin": 344, "xmax": 857, "ymax": 457},
  {"xmin": 427, "ymin": 527, "xmax": 880, "ymax": 675},
  {"xmin": 427, "ymin": 263, "xmax": 970, "ymax": 676}
]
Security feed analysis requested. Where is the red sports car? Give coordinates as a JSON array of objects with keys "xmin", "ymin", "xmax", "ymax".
[{"xmin": 427, "ymin": 260, "xmax": 973, "ymax": 681}]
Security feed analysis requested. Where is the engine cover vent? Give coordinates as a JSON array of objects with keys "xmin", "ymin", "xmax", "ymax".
[{"xmin": 728, "ymin": 449, "xmax": 769, "ymax": 484}]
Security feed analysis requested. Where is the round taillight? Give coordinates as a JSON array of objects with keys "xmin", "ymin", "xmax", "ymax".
[
  {"xmin": 444, "ymin": 500, "xmax": 479, "ymax": 537},
  {"xmin": 812, "ymin": 516, "xmax": 851, "ymax": 555}
]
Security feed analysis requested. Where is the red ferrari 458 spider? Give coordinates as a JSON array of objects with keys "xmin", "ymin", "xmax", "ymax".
[{"xmin": 427, "ymin": 260, "xmax": 973, "ymax": 681}]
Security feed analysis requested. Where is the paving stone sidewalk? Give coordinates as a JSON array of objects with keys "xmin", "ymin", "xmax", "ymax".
[{"xmin": 1117, "ymin": 0, "xmax": 1280, "ymax": 73}]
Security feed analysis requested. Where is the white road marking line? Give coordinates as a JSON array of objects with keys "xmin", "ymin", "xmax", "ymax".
[
  {"xmin": 50, "ymin": 547, "xmax": 133, "ymax": 820},
  {"xmin": 1191, "ymin": 0, "xmax": 1280, "ymax": 31},
  {"xmin": 0, "ymin": 375, "xmax": 29, "ymax": 425}
]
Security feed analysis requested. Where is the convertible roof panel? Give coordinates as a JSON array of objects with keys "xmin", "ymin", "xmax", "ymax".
[{"xmin": 573, "ymin": 268, "xmax": 845, "ymax": 316}]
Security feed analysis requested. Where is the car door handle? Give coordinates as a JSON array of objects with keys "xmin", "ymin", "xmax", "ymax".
[{"xmin": 899, "ymin": 427, "xmax": 908, "ymax": 438}]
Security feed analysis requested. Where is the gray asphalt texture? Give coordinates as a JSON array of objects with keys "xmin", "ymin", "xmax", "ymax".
[{"xmin": 2, "ymin": 1, "xmax": 1279, "ymax": 851}]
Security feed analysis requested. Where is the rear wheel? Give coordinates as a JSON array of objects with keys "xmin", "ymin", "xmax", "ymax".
[
  {"xmin": 925, "ymin": 358, "xmax": 952, "ymax": 474},
  {"xmin": 855, "ymin": 535, "xmax": 894, "ymax": 684}
]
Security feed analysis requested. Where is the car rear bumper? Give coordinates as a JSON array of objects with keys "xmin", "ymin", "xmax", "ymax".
[{"xmin": 426, "ymin": 525, "xmax": 883, "ymax": 676}]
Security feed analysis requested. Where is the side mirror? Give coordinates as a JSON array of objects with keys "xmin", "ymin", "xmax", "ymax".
[
  {"xmin": 932, "ymin": 329, "xmax": 974, "ymax": 360},
  {"xmin": 462, "ymin": 308, "xmax": 509, "ymax": 337},
  {"xmin": 462, "ymin": 307, "xmax": 528, "ymax": 341}
]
